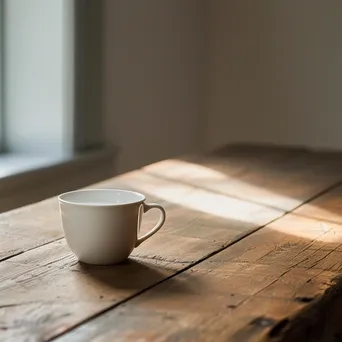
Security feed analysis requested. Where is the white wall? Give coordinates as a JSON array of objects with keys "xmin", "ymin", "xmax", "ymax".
[
  {"xmin": 104, "ymin": 0, "xmax": 205, "ymax": 173},
  {"xmin": 103, "ymin": 0, "xmax": 342, "ymax": 173},
  {"xmin": 207, "ymin": 1, "xmax": 342, "ymax": 150}
]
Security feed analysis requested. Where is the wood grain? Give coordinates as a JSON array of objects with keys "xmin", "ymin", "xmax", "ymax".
[
  {"xmin": 294, "ymin": 184, "xmax": 342, "ymax": 224},
  {"xmin": 0, "ymin": 180, "xmax": 282, "ymax": 341},
  {"xmin": 58, "ymin": 214, "xmax": 342, "ymax": 342},
  {"xmin": 2, "ymin": 145, "xmax": 342, "ymax": 341},
  {"xmin": 144, "ymin": 145, "xmax": 342, "ymax": 211},
  {"xmin": 0, "ymin": 170, "xmax": 193, "ymax": 262},
  {"xmin": 3, "ymin": 145, "xmax": 342, "ymax": 262}
]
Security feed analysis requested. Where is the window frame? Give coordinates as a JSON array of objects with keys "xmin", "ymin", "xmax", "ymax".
[{"xmin": 0, "ymin": 0, "xmax": 3, "ymax": 151}]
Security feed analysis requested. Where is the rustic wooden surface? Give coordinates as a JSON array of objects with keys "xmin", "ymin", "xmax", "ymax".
[{"xmin": 2, "ymin": 145, "xmax": 342, "ymax": 341}]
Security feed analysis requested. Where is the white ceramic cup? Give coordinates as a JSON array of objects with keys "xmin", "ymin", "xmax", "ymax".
[{"xmin": 58, "ymin": 189, "xmax": 166, "ymax": 265}]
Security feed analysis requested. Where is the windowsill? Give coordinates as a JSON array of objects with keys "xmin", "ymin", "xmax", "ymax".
[
  {"xmin": 0, "ymin": 154, "xmax": 69, "ymax": 178},
  {"xmin": 0, "ymin": 147, "xmax": 117, "ymax": 213}
]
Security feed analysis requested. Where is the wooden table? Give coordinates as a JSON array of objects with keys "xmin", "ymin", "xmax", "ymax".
[{"xmin": 2, "ymin": 144, "xmax": 342, "ymax": 342}]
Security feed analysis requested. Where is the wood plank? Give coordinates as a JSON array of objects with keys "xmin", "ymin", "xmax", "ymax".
[
  {"xmin": 294, "ymin": 184, "xmax": 342, "ymax": 224},
  {"xmin": 0, "ymin": 182, "xmax": 282, "ymax": 341},
  {"xmin": 144, "ymin": 145, "xmax": 342, "ymax": 211},
  {"xmin": 1, "ymin": 145, "xmax": 342, "ymax": 340},
  {"xmin": 57, "ymin": 213, "xmax": 342, "ymax": 342},
  {"xmin": 3, "ymin": 145, "xmax": 342, "ymax": 262},
  {"xmin": 0, "ymin": 170, "xmax": 194, "ymax": 262}
]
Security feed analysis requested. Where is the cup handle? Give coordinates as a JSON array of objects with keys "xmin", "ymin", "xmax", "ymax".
[{"xmin": 135, "ymin": 202, "xmax": 166, "ymax": 247}]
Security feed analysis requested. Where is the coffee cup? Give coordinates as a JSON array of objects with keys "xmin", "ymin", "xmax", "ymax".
[{"xmin": 58, "ymin": 189, "xmax": 166, "ymax": 265}]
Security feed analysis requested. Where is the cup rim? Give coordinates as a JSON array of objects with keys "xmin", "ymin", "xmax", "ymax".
[{"xmin": 58, "ymin": 188, "xmax": 146, "ymax": 207}]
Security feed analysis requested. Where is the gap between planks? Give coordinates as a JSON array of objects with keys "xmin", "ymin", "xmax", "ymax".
[
  {"xmin": 55, "ymin": 212, "xmax": 342, "ymax": 341},
  {"xmin": 0, "ymin": 148, "xmax": 342, "ymax": 262},
  {"xmin": 3, "ymin": 162, "xmax": 342, "ymax": 265},
  {"xmin": 145, "ymin": 168, "xmax": 342, "ymax": 222},
  {"xmin": 2, "ymin": 148, "xmax": 342, "ymax": 340},
  {"xmin": 48, "ymin": 176, "xmax": 342, "ymax": 341}
]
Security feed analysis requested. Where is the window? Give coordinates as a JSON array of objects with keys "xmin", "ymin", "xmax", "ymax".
[
  {"xmin": 0, "ymin": 0, "xmax": 106, "ymax": 176},
  {"xmin": 3, "ymin": 0, "xmax": 74, "ymax": 156}
]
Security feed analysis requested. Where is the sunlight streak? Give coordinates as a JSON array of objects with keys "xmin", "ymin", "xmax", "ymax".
[
  {"xmin": 269, "ymin": 214, "xmax": 342, "ymax": 244},
  {"xmin": 118, "ymin": 160, "xmax": 342, "ymax": 243},
  {"xmin": 145, "ymin": 159, "xmax": 302, "ymax": 210}
]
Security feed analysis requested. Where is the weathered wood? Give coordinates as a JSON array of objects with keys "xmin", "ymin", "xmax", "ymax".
[
  {"xmin": 144, "ymin": 145, "xmax": 342, "ymax": 211},
  {"xmin": 0, "ymin": 182, "xmax": 281, "ymax": 340},
  {"xmin": 0, "ymin": 170, "xmax": 193, "ymax": 262},
  {"xmin": 57, "ymin": 214, "xmax": 342, "ymax": 342},
  {"xmin": 2, "ymin": 145, "xmax": 342, "ymax": 341},
  {"xmin": 295, "ymin": 184, "xmax": 342, "ymax": 224},
  {"xmin": 3, "ymin": 145, "xmax": 342, "ymax": 262},
  {"xmin": 266, "ymin": 276, "xmax": 342, "ymax": 342}
]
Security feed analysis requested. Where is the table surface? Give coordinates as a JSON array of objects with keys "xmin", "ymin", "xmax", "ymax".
[{"xmin": 2, "ymin": 144, "xmax": 342, "ymax": 342}]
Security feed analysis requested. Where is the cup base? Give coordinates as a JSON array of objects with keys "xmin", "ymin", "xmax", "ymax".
[{"xmin": 77, "ymin": 256, "xmax": 129, "ymax": 266}]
